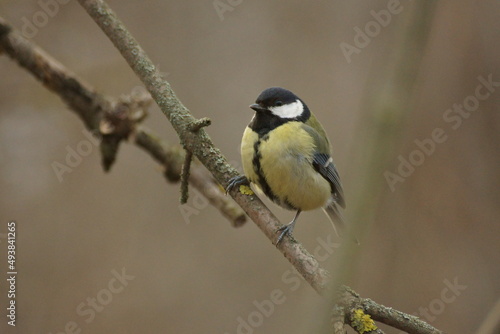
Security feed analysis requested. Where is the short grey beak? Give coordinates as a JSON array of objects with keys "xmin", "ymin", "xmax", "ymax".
[{"xmin": 250, "ymin": 104, "xmax": 267, "ymax": 112}]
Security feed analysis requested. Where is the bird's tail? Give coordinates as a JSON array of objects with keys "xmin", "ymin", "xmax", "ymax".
[{"xmin": 322, "ymin": 203, "xmax": 359, "ymax": 245}]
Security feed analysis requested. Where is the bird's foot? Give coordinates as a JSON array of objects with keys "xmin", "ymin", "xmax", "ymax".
[
  {"xmin": 276, "ymin": 222, "xmax": 295, "ymax": 245},
  {"xmin": 225, "ymin": 175, "xmax": 249, "ymax": 194}
]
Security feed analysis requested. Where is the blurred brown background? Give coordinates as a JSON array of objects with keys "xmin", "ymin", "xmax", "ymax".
[{"xmin": 0, "ymin": 1, "xmax": 499, "ymax": 333}]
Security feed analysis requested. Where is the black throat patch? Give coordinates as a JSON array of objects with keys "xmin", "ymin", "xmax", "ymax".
[{"xmin": 248, "ymin": 104, "xmax": 310, "ymax": 138}]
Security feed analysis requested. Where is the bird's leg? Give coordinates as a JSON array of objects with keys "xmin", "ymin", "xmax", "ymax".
[
  {"xmin": 225, "ymin": 175, "xmax": 249, "ymax": 194},
  {"xmin": 276, "ymin": 210, "xmax": 301, "ymax": 245}
]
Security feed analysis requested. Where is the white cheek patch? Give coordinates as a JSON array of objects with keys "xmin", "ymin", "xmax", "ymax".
[{"xmin": 269, "ymin": 100, "xmax": 304, "ymax": 118}]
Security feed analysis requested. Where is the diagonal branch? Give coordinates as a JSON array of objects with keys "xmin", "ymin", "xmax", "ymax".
[
  {"xmin": 75, "ymin": 0, "xmax": 332, "ymax": 294},
  {"xmin": 73, "ymin": 2, "xmax": 444, "ymax": 333},
  {"xmin": 0, "ymin": 4, "xmax": 444, "ymax": 333},
  {"xmin": 0, "ymin": 16, "xmax": 246, "ymax": 228},
  {"xmin": 336, "ymin": 286, "xmax": 442, "ymax": 334}
]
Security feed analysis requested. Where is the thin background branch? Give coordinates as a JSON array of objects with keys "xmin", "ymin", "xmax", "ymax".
[
  {"xmin": 0, "ymin": 16, "xmax": 246, "ymax": 227},
  {"xmin": 75, "ymin": 0, "xmax": 333, "ymax": 295},
  {"xmin": 0, "ymin": 3, "xmax": 444, "ymax": 333},
  {"xmin": 475, "ymin": 298, "xmax": 500, "ymax": 334}
]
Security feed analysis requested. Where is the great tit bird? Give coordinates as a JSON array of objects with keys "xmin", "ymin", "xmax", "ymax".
[{"xmin": 227, "ymin": 87, "xmax": 348, "ymax": 244}]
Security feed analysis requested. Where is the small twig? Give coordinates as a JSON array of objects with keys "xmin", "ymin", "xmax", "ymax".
[
  {"xmin": 76, "ymin": 0, "xmax": 331, "ymax": 294},
  {"xmin": 360, "ymin": 298, "xmax": 441, "ymax": 334},
  {"xmin": 74, "ymin": 2, "xmax": 446, "ymax": 333},
  {"xmin": 189, "ymin": 117, "xmax": 212, "ymax": 132},
  {"xmin": 180, "ymin": 150, "xmax": 193, "ymax": 204},
  {"xmin": 188, "ymin": 166, "xmax": 246, "ymax": 228},
  {"xmin": 133, "ymin": 126, "xmax": 184, "ymax": 182},
  {"xmin": 99, "ymin": 90, "xmax": 151, "ymax": 171},
  {"xmin": 0, "ymin": 16, "xmax": 246, "ymax": 227},
  {"xmin": 334, "ymin": 286, "xmax": 442, "ymax": 334},
  {"xmin": 0, "ymin": 7, "xmax": 445, "ymax": 334}
]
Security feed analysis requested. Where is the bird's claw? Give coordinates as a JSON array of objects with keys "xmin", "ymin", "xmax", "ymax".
[
  {"xmin": 225, "ymin": 175, "xmax": 249, "ymax": 195},
  {"xmin": 276, "ymin": 224, "xmax": 294, "ymax": 245}
]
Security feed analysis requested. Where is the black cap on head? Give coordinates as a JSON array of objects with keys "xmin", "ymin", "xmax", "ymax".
[
  {"xmin": 254, "ymin": 87, "xmax": 299, "ymax": 109},
  {"xmin": 248, "ymin": 87, "xmax": 311, "ymax": 136}
]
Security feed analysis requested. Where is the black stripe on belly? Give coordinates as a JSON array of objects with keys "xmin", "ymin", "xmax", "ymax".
[{"xmin": 252, "ymin": 135, "xmax": 279, "ymax": 204}]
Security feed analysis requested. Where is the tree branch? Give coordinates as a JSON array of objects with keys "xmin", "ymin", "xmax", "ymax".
[
  {"xmin": 180, "ymin": 149, "xmax": 193, "ymax": 204},
  {"xmin": 0, "ymin": 16, "xmax": 246, "ymax": 228},
  {"xmin": 75, "ymin": 0, "xmax": 332, "ymax": 294},
  {"xmin": 0, "ymin": 4, "xmax": 445, "ymax": 333},
  {"xmin": 336, "ymin": 286, "xmax": 442, "ymax": 334}
]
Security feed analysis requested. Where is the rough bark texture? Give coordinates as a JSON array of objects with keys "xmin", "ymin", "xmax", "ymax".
[{"xmin": 0, "ymin": 4, "xmax": 445, "ymax": 333}]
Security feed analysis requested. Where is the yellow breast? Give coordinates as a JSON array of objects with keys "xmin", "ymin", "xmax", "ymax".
[{"xmin": 241, "ymin": 122, "xmax": 331, "ymax": 211}]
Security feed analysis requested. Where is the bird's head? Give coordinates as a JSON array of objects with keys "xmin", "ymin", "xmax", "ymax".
[{"xmin": 250, "ymin": 87, "xmax": 309, "ymax": 121}]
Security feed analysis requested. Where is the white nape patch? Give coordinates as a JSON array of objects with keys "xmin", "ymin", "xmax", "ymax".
[{"xmin": 269, "ymin": 100, "xmax": 304, "ymax": 118}]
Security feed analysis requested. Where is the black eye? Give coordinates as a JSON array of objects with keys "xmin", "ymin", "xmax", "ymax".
[{"xmin": 275, "ymin": 101, "xmax": 283, "ymax": 107}]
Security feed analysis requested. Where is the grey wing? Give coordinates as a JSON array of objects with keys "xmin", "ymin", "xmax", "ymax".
[{"xmin": 313, "ymin": 153, "xmax": 346, "ymax": 209}]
